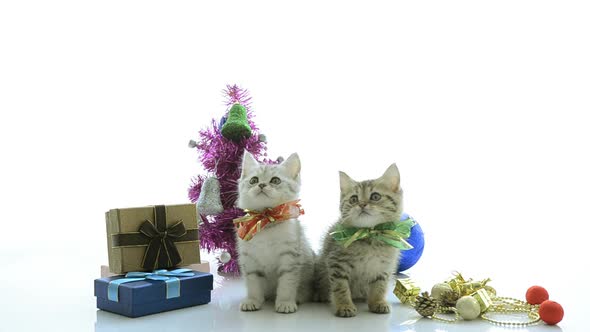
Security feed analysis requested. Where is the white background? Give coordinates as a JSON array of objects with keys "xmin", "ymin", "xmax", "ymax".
[{"xmin": 1, "ymin": 1, "xmax": 589, "ymax": 331}]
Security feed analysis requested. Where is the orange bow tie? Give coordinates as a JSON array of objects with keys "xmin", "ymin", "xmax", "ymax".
[{"xmin": 234, "ymin": 200, "xmax": 304, "ymax": 241}]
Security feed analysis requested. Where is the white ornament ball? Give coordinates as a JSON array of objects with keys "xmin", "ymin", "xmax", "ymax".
[
  {"xmin": 456, "ymin": 296, "xmax": 481, "ymax": 320},
  {"xmin": 219, "ymin": 251, "xmax": 231, "ymax": 264},
  {"xmin": 431, "ymin": 283, "xmax": 453, "ymax": 300}
]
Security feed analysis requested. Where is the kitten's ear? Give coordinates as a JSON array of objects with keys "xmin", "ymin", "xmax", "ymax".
[
  {"xmin": 379, "ymin": 163, "xmax": 401, "ymax": 192},
  {"xmin": 281, "ymin": 153, "xmax": 301, "ymax": 179},
  {"xmin": 241, "ymin": 151, "xmax": 259, "ymax": 179},
  {"xmin": 339, "ymin": 171, "xmax": 355, "ymax": 193}
]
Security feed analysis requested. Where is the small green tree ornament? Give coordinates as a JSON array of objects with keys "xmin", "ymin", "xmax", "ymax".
[{"xmin": 221, "ymin": 103, "xmax": 252, "ymax": 141}]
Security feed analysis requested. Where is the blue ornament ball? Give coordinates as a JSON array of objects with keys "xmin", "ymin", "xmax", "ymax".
[{"xmin": 397, "ymin": 212, "xmax": 425, "ymax": 273}]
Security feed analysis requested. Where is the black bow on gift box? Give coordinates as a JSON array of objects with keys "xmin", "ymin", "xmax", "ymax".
[{"xmin": 112, "ymin": 205, "xmax": 199, "ymax": 270}]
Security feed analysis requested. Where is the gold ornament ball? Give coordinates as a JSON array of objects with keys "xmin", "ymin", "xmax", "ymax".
[
  {"xmin": 456, "ymin": 296, "xmax": 481, "ymax": 320},
  {"xmin": 431, "ymin": 283, "xmax": 452, "ymax": 300}
]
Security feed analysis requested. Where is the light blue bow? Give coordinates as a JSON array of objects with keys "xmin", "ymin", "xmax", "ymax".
[{"xmin": 107, "ymin": 269, "xmax": 195, "ymax": 302}]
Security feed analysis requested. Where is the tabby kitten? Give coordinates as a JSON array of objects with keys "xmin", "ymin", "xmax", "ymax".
[
  {"xmin": 315, "ymin": 164, "xmax": 403, "ymax": 317},
  {"xmin": 236, "ymin": 152, "xmax": 314, "ymax": 313}
]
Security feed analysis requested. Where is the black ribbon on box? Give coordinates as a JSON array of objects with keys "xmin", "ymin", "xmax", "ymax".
[{"xmin": 112, "ymin": 205, "xmax": 199, "ymax": 270}]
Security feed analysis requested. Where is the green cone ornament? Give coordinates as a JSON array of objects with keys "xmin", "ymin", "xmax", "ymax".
[{"xmin": 221, "ymin": 103, "xmax": 252, "ymax": 141}]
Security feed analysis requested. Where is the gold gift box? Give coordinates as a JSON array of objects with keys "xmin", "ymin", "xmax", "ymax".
[
  {"xmin": 106, "ymin": 204, "xmax": 200, "ymax": 274},
  {"xmin": 446, "ymin": 272, "xmax": 491, "ymax": 297},
  {"xmin": 394, "ymin": 278, "xmax": 421, "ymax": 304},
  {"xmin": 471, "ymin": 288, "xmax": 492, "ymax": 313},
  {"xmin": 446, "ymin": 272, "xmax": 466, "ymax": 294}
]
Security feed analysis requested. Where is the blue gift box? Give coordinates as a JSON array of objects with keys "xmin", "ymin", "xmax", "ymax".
[{"xmin": 94, "ymin": 269, "xmax": 213, "ymax": 318}]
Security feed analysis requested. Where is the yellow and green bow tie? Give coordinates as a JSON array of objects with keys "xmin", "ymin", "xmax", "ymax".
[{"xmin": 330, "ymin": 218, "xmax": 415, "ymax": 249}]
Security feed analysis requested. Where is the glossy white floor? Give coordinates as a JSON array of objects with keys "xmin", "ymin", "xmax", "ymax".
[
  {"xmin": 93, "ymin": 271, "xmax": 567, "ymax": 332},
  {"xmin": 91, "ymin": 253, "xmax": 574, "ymax": 332},
  {"xmin": 1, "ymin": 245, "xmax": 581, "ymax": 332}
]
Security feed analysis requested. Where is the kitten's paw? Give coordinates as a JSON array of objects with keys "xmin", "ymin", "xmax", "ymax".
[
  {"xmin": 369, "ymin": 301, "xmax": 391, "ymax": 314},
  {"xmin": 275, "ymin": 301, "xmax": 298, "ymax": 314},
  {"xmin": 240, "ymin": 298, "xmax": 262, "ymax": 311},
  {"xmin": 335, "ymin": 304, "xmax": 357, "ymax": 318}
]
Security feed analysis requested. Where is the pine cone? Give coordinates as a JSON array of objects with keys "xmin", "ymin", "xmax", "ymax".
[
  {"xmin": 414, "ymin": 292, "xmax": 438, "ymax": 317},
  {"xmin": 440, "ymin": 290, "xmax": 460, "ymax": 307}
]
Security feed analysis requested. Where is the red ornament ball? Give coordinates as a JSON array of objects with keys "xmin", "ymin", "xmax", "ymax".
[
  {"xmin": 526, "ymin": 285, "xmax": 549, "ymax": 305},
  {"xmin": 539, "ymin": 300, "xmax": 564, "ymax": 325}
]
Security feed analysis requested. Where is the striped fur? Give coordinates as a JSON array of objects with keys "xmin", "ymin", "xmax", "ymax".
[
  {"xmin": 237, "ymin": 152, "xmax": 315, "ymax": 314},
  {"xmin": 315, "ymin": 164, "xmax": 403, "ymax": 317}
]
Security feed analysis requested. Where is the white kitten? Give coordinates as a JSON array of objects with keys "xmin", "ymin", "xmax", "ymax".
[{"xmin": 236, "ymin": 152, "xmax": 314, "ymax": 313}]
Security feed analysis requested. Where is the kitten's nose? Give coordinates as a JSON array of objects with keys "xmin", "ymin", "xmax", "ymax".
[
  {"xmin": 259, "ymin": 183, "xmax": 267, "ymax": 189},
  {"xmin": 359, "ymin": 202, "xmax": 367, "ymax": 208}
]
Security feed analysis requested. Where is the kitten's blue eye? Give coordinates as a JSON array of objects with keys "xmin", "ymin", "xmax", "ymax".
[
  {"xmin": 349, "ymin": 195, "xmax": 358, "ymax": 204},
  {"xmin": 249, "ymin": 177, "xmax": 259, "ymax": 185},
  {"xmin": 270, "ymin": 177, "xmax": 281, "ymax": 185},
  {"xmin": 370, "ymin": 192, "xmax": 381, "ymax": 201}
]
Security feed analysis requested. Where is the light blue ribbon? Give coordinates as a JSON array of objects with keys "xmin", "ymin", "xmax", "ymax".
[{"xmin": 107, "ymin": 268, "xmax": 195, "ymax": 302}]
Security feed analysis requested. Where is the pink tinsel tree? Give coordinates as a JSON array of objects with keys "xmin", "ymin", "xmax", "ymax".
[{"xmin": 189, "ymin": 84, "xmax": 272, "ymax": 274}]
